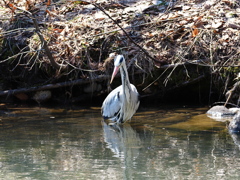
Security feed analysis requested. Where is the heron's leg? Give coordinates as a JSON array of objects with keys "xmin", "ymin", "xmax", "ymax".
[{"xmin": 109, "ymin": 122, "xmax": 117, "ymax": 126}]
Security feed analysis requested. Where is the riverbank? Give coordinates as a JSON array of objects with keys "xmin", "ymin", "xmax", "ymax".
[{"xmin": 0, "ymin": 0, "xmax": 240, "ymax": 105}]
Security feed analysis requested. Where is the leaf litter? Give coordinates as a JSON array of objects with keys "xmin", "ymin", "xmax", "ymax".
[{"xmin": 0, "ymin": 0, "xmax": 240, "ymax": 102}]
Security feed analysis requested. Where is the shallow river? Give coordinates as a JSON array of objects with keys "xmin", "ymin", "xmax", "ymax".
[{"xmin": 0, "ymin": 104, "xmax": 239, "ymax": 179}]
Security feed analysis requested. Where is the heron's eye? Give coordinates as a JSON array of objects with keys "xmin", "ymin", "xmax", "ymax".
[
  {"xmin": 114, "ymin": 55, "xmax": 124, "ymax": 66},
  {"xmin": 119, "ymin": 57, "xmax": 123, "ymax": 63}
]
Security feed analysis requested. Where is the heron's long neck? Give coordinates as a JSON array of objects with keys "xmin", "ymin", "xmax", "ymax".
[{"xmin": 120, "ymin": 64, "xmax": 131, "ymax": 100}]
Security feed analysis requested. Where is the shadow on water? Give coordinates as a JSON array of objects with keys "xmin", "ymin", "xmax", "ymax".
[{"xmin": 0, "ymin": 105, "xmax": 240, "ymax": 179}]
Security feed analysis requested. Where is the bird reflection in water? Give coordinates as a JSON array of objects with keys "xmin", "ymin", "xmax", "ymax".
[
  {"xmin": 102, "ymin": 121, "xmax": 141, "ymax": 158},
  {"xmin": 102, "ymin": 121, "xmax": 142, "ymax": 178}
]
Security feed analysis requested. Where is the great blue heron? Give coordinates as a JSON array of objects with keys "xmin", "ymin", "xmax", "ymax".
[{"xmin": 101, "ymin": 55, "xmax": 140, "ymax": 123}]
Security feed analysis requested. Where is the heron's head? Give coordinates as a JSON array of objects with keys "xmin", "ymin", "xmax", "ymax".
[
  {"xmin": 114, "ymin": 55, "xmax": 125, "ymax": 66},
  {"xmin": 110, "ymin": 55, "xmax": 125, "ymax": 84}
]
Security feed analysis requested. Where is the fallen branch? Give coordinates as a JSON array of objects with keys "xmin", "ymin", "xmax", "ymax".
[
  {"xmin": 0, "ymin": 75, "xmax": 110, "ymax": 96},
  {"xmin": 0, "ymin": 69, "xmax": 145, "ymax": 97}
]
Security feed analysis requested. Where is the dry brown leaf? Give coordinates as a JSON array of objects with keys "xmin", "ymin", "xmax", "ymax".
[
  {"xmin": 46, "ymin": 9, "xmax": 52, "ymax": 16},
  {"xmin": 72, "ymin": 1, "xmax": 90, "ymax": 5},
  {"xmin": 145, "ymin": 41, "xmax": 154, "ymax": 47},
  {"xmin": 104, "ymin": 3, "xmax": 127, "ymax": 9},
  {"xmin": 194, "ymin": 16, "xmax": 203, "ymax": 28},
  {"xmin": 213, "ymin": 29, "xmax": 220, "ymax": 34},
  {"xmin": 222, "ymin": 0, "xmax": 235, "ymax": 7},
  {"xmin": 192, "ymin": 26, "xmax": 199, "ymax": 37},
  {"xmin": 158, "ymin": 33, "xmax": 166, "ymax": 38},
  {"xmin": 8, "ymin": 3, "xmax": 17, "ymax": 12},
  {"xmin": 25, "ymin": 0, "xmax": 31, "ymax": 10},
  {"xmin": 53, "ymin": 28, "xmax": 63, "ymax": 33},
  {"xmin": 46, "ymin": 0, "xmax": 51, "ymax": 6}
]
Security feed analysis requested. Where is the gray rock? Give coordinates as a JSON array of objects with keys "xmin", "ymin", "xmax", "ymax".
[{"xmin": 206, "ymin": 105, "xmax": 235, "ymax": 117}]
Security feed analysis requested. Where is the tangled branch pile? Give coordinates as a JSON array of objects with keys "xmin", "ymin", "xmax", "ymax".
[{"xmin": 0, "ymin": 0, "xmax": 240, "ymax": 103}]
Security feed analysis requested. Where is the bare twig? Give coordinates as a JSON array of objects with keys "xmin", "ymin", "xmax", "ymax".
[
  {"xmin": 92, "ymin": 3, "xmax": 157, "ymax": 62},
  {"xmin": 6, "ymin": 4, "xmax": 67, "ymax": 71},
  {"xmin": 167, "ymin": 74, "xmax": 206, "ymax": 92}
]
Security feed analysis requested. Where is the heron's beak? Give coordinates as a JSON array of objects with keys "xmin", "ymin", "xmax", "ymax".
[{"xmin": 110, "ymin": 66, "xmax": 120, "ymax": 84}]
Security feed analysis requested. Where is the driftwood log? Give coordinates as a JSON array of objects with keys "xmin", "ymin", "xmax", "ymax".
[{"xmin": 0, "ymin": 75, "xmax": 110, "ymax": 97}]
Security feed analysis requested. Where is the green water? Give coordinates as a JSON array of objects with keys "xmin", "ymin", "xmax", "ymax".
[{"xmin": 0, "ymin": 105, "xmax": 239, "ymax": 179}]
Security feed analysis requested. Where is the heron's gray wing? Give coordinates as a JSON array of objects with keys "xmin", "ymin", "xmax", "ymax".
[{"xmin": 101, "ymin": 86, "xmax": 123, "ymax": 120}]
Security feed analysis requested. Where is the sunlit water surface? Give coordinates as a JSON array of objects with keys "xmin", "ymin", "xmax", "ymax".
[{"xmin": 0, "ymin": 105, "xmax": 240, "ymax": 179}]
